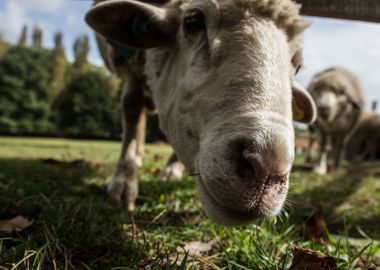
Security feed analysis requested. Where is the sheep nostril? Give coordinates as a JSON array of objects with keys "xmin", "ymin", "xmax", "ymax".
[{"xmin": 242, "ymin": 150, "xmax": 268, "ymax": 183}]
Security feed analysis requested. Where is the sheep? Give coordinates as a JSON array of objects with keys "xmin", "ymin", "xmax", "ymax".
[
  {"xmin": 305, "ymin": 66, "xmax": 364, "ymax": 174},
  {"xmin": 346, "ymin": 112, "xmax": 380, "ymax": 161},
  {"xmin": 86, "ymin": 0, "xmax": 316, "ymax": 226}
]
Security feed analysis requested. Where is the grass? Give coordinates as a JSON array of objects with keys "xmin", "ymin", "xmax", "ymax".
[{"xmin": 0, "ymin": 136, "xmax": 379, "ymax": 269}]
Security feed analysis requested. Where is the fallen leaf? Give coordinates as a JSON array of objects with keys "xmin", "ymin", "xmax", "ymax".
[
  {"xmin": 178, "ymin": 240, "xmax": 218, "ymax": 257},
  {"xmin": 149, "ymin": 167, "xmax": 161, "ymax": 175},
  {"xmin": 304, "ymin": 214, "xmax": 329, "ymax": 243},
  {"xmin": 153, "ymin": 154, "xmax": 163, "ymax": 161},
  {"xmin": 290, "ymin": 247, "xmax": 337, "ymax": 270},
  {"xmin": 0, "ymin": 215, "xmax": 34, "ymax": 233},
  {"xmin": 357, "ymin": 255, "xmax": 380, "ymax": 270},
  {"xmin": 143, "ymin": 167, "xmax": 162, "ymax": 175}
]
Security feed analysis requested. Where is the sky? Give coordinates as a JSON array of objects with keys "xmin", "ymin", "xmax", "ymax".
[{"xmin": 0, "ymin": 0, "xmax": 379, "ymax": 111}]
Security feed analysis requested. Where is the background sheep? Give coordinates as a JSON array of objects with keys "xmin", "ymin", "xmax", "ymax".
[
  {"xmin": 346, "ymin": 112, "xmax": 380, "ymax": 161},
  {"xmin": 305, "ymin": 66, "xmax": 364, "ymax": 174}
]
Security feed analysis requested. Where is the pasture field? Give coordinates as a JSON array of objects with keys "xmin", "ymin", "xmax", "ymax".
[{"xmin": 0, "ymin": 136, "xmax": 379, "ymax": 269}]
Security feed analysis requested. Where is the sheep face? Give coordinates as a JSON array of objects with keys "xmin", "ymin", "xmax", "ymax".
[
  {"xmin": 312, "ymin": 86, "xmax": 354, "ymax": 124},
  {"xmin": 86, "ymin": 0, "xmax": 316, "ymax": 226},
  {"xmin": 311, "ymin": 88, "xmax": 341, "ymax": 122}
]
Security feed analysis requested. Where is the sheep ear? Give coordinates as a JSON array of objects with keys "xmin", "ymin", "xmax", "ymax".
[
  {"xmin": 85, "ymin": 0, "xmax": 180, "ymax": 49},
  {"xmin": 292, "ymin": 81, "xmax": 317, "ymax": 124}
]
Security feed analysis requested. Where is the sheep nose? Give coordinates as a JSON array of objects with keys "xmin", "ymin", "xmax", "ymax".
[
  {"xmin": 318, "ymin": 106, "xmax": 331, "ymax": 119},
  {"xmin": 242, "ymin": 150, "xmax": 290, "ymax": 184},
  {"xmin": 242, "ymin": 151, "xmax": 268, "ymax": 183}
]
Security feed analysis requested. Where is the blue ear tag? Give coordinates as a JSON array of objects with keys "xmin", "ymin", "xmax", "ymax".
[{"xmin": 107, "ymin": 39, "xmax": 135, "ymax": 60}]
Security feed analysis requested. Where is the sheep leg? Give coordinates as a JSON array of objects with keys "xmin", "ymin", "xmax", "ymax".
[
  {"xmin": 160, "ymin": 152, "xmax": 185, "ymax": 181},
  {"xmin": 305, "ymin": 126, "xmax": 317, "ymax": 163},
  {"xmin": 314, "ymin": 133, "xmax": 328, "ymax": 174},
  {"xmin": 369, "ymin": 140, "xmax": 377, "ymax": 161},
  {"xmin": 305, "ymin": 131, "xmax": 316, "ymax": 164},
  {"xmin": 363, "ymin": 138, "xmax": 376, "ymax": 161},
  {"xmin": 108, "ymin": 71, "xmax": 144, "ymax": 211},
  {"xmin": 135, "ymin": 110, "xmax": 146, "ymax": 167}
]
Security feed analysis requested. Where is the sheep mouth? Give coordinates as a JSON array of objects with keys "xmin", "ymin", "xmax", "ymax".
[
  {"xmin": 319, "ymin": 112, "xmax": 331, "ymax": 121},
  {"xmin": 197, "ymin": 174, "xmax": 288, "ymax": 226}
]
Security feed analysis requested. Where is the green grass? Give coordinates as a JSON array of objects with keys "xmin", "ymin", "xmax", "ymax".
[{"xmin": 0, "ymin": 136, "xmax": 379, "ymax": 269}]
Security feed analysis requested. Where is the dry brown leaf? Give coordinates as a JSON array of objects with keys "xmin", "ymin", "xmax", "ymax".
[
  {"xmin": 0, "ymin": 215, "xmax": 34, "ymax": 233},
  {"xmin": 149, "ymin": 167, "xmax": 161, "ymax": 175},
  {"xmin": 290, "ymin": 247, "xmax": 337, "ymax": 270},
  {"xmin": 153, "ymin": 154, "xmax": 163, "ymax": 161},
  {"xmin": 357, "ymin": 255, "xmax": 380, "ymax": 270},
  {"xmin": 178, "ymin": 240, "xmax": 218, "ymax": 257},
  {"xmin": 143, "ymin": 167, "xmax": 162, "ymax": 175},
  {"xmin": 304, "ymin": 214, "xmax": 329, "ymax": 243},
  {"xmin": 169, "ymin": 240, "xmax": 219, "ymax": 269}
]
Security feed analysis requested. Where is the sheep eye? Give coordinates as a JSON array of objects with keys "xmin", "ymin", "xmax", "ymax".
[{"xmin": 183, "ymin": 10, "xmax": 205, "ymax": 33}]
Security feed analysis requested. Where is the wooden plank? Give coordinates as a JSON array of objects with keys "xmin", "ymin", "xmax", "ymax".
[{"xmin": 296, "ymin": 0, "xmax": 380, "ymax": 23}]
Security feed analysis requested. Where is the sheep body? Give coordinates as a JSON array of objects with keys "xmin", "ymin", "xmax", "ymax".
[
  {"xmin": 306, "ymin": 67, "xmax": 364, "ymax": 173},
  {"xmin": 346, "ymin": 112, "xmax": 380, "ymax": 161}
]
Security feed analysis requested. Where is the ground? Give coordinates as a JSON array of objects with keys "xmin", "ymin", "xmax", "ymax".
[{"xmin": 0, "ymin": 136, "xmax": 379, "ymax": 269}]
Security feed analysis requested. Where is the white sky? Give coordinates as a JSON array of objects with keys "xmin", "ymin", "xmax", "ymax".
[{"xmin": 0, "ymin": 1, "xmax": 379, "ymax": 111}]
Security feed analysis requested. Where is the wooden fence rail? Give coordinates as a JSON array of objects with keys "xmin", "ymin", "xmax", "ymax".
[{"xmin": 296, "ymin": 0, "xmax": 380, "ymax": 23}]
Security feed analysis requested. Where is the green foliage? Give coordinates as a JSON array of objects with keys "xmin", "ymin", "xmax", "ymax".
[
  {"xmin": 55, "ymin": 71, "xmax": 120, "ymax": 138},
  {"xmin": 18, "ymin": 25, "xmax": 28, "ymax": 46},
  {"xmin": 32, "ymin": 26, "xmax": 43, "ymax": 49},
  {"xmin": 0, "ymin": 34, "xmax": 9, "ymax": 59},
  {"xmin": 0, "ymin": 46, "xmax": 53, "ymax": 134},
  {"xmin": 0, "ymin": 33, "xmax": 166, "ymax": 141},
  {"xmin": 51, "ymin": 32, "xmax": 68, "ymax": 97},
  {"xmin": 71, "ymin": 35, "xmax": 90, "ymax": 75},
  {"xmin": 0, "ymin": 41, "xmax": 8, "ymax": 60}
]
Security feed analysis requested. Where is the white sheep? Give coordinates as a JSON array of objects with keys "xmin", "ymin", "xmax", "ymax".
[{"xmin": 305, "ymin": 67, "xmax": 364, "ymax": 174}]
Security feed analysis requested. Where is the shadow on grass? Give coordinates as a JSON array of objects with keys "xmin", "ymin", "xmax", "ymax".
[
  {"xmin": 0, "ymin": 157, "xmax": 108, "ymax": 202},
  {"xmin": 0, "ymin": 158, "xmax": 147, "ymax": 268},
  {"xmin": 0, "ymin": 157, "xmax": 200, "ymax": 269},
  {"xmin": 290, "ymin": 162, "xmax": 380, "ymax": 238},
  {"xmin": 126, "ymin": 175, "xmax": 204, "ymax": 230}
]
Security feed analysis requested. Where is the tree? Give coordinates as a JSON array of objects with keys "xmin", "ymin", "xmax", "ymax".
[
  {"xmin": 18, "ymin": 25, "xmax": 28, "ymax": 46},
  {"xmin": 54, "ymin": 31, "xmax": 64, "ymax": 51},
  {"xmin": 55, "ymin": 71, "xmax": 120, "ymax": 138},
  {"xmin": 0, "ymin": 46, "xmax": 53, "ymax": 134},
  {"xmin": 0, "ymin": 33, "xmax": 9, "ymax": 59},
  {"xmin": 32, "ymin": 26, "xmax": 43, "ymax": 49},
  {"xmin": 51, "ymin": 32, "xmax": 67, "ymax": 97},
  {"xmin": 72, "ymin": 35, "xmax": 90, "ymax": 74}
]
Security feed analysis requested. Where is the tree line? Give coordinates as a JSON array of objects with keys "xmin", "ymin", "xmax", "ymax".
[{"xmin": 0, "ymin": 25, "xmax": 165, "ymax": 141}]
